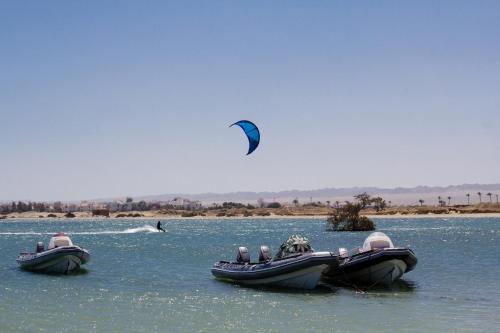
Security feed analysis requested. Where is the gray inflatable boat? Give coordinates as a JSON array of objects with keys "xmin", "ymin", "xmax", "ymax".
[
  {"xmin": 17, "ymin": 233, "xmax": 90, "ymax": 274},
  {"xmin": 322, "ymin": 232, "xmax": 417, "ymax": 286},
  {"xmin": 212, "ymin": 235, "xmax": 339, "ymax": 290}
]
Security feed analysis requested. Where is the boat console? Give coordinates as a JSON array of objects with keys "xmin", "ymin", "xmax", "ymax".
[
  {"xmin": 362, "ymin": 232, "xmax": 394, "ymax": 251},
  {"xmin": 48, "ymin": 233, "xmax": 74, "ymax": 250}
]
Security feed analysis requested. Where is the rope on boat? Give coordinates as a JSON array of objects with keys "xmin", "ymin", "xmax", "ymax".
[{"xmin": 65, "ymin": 261, "xmax": 70, "ymax": 275}]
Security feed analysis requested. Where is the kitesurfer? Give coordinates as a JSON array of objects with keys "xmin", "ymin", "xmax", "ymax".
[{"xmin": 156, "ymin": 221, "xmax": 165, "ymax": 232}]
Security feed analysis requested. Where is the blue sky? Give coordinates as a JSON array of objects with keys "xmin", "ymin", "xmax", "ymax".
[{"xmin": 1, "ymin": 1, "xmax": 499, "ymax": 201}]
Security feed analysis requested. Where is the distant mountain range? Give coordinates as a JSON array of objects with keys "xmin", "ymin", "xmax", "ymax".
[
  {"xmin": 4, "ymin": 183, "xmax": 498, "ymax": 205},
  {"xmin": 117, "ymin": 183, "xmax": 500, "ymax": 206}
]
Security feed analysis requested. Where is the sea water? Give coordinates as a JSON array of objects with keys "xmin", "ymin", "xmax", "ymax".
[{"xmin": 0, "ymin": 217, "xmax": 499, "ymax": 332}]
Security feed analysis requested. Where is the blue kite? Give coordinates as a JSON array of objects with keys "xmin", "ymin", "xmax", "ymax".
[{"xmin": 230, "ymin": 120, "xmax": 260, "ymax": 155}]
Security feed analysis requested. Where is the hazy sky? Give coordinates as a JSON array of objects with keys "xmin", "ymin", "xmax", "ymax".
[{"xmin": 1, "ymin": 1, "xmax": 499, "ymax": 201}]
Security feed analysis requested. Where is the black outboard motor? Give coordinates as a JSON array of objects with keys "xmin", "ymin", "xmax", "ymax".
[
  {"xmin": 236, "ymin": 247, "xmax": 250, "ymax": 264},
  {"xmin": 259, "ymin": 245, "xmax": 271, "ymax": 262},
  {"xmin": 36, "ymin": 242, "xmax": 44, "ymax": 253}
]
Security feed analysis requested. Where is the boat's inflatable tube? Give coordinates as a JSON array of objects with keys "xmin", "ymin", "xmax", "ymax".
[
  {"xmin": 212, "ymin": 251, "xmax": 339, "ymax": 290},
  {"xmin": 17, "ymin": 246, "xmax": 90, "ymax": 274}
]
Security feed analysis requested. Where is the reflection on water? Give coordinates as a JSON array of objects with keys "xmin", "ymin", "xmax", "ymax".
[
  {"xmin": 17, "ymin": 266, "xmax": 90, "ymax": 276},
  {"xmin": 363, "ymin": 278, "xmax": 417, "ymax": 293},
  {"xmin": 213, "ymin": 278, "xmax": 339, "ymax": 295},
  {"xmin": 320, "ymin": 276, "xmax": 417, "ymax": 293}
]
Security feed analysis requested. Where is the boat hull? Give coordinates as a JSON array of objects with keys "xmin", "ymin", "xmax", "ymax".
[
  {"xmin": 17, "ymin": 247, "xmax": 90, "ymax": 274},
  {"xmin": 338, "ymin": 259, "xmax": 407, "ymax": 285},
  {"xmin": 323, "ymin": 248, "xmax": 417, "ymax": 286},
  {"xmin": 212, "ymin": 252, "xmax": 338, "ymax": 290}
]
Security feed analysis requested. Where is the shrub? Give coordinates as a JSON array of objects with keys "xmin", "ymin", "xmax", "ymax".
[
  {"xmin": 326, "ymin": 201, "xmax": 375, "ymax": 231},
  {"xmin": 181, "ymin": 212, "xmax": 197, "ymax": 217},
  {"xmin": 92, "ymin": 209, "xmax": 110, "ymax": 217},
  {"xmin": 222, "ymin": 202, "xmax": 245, "ymax": 209},
  {"xmin": 277, "ymin": 209, "xmax": 293, "ymax": 216},
  {"xmin": 257, "ymin": 211, "xmax": 271, "ymax": 216}
]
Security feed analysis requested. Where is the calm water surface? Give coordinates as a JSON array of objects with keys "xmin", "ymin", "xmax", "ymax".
[{"xmin": 0, "ymin": 217, "xmax": 499, "ymax": 332}]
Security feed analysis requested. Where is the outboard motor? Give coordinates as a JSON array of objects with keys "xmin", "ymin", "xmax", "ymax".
[
  {"xmin": 259, "ymin": 245, "xmax": 271, "ymax": 262},
  {"xmin": 36, "ymin": 242, "xmax": 44, "ymax": 253},
  {"xmin": 236, "ymin": 247, "xmax": 250, "ymax": 264}
]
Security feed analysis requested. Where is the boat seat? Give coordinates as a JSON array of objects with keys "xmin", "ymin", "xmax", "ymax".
[
  {"xmin": 236, "ymin": 247, "xmax": 250, "ymax": 264},
  {"xmin": 259, "ymin": 245, "xmax": 271, "ymax": 262},
  {"xmin": 369, "ymin": 240, "xmax": 391, "ymax": 249}
]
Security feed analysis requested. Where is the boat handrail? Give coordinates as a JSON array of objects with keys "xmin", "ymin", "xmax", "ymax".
[
  {"xmin": 348, "ymin": 247, "xmax": 360, "ymax": 256},
  {"xmin": 273, "ymin": 253, "xmax": 303, "ymax": 261}
]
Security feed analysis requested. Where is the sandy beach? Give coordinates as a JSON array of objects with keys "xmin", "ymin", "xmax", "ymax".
[{"xmin": 3, "ymin": 210, "xmax": 500, "ymax": 220}]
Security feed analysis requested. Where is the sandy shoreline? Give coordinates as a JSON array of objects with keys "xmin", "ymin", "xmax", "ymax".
[{"xmin": 366, "ymin": 213, "xmax": 500, "ymax": 219}]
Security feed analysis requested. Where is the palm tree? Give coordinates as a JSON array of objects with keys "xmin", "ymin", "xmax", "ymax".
[
  {"xmin": 477, "ymin": 192, "xmax": 482, "ymax": 203},
  {"xmin": 496, "ymin": 194, "xmax": 499, "ymax": 204},
  {"xmin": 487, "ymin": 192, "xmax": 492, "ymax": 203},
  {"xmin": 466, "ymin": 193, "xmax": 470, "ymax": 205},
  {"xmin": 326, "ymin": 200, "xmax": 331, "ymax": 207},
  {"xmin": 335, "ymin": 201, "xmax": 340, "ymax": 208},
  {"xmin": 388, "ymin": 200, "xmax": 392, "ymax": 207},
  {"xmin": 447, "ymin": 196, "xmax": 451, "ymax": 206},
  {"xmin": 438, "ymin": 196, "xmax": 442, "ymax": 206},
  {"xmin": 418, "ymin": 199, "xmax": 424, "ymax": 206}
]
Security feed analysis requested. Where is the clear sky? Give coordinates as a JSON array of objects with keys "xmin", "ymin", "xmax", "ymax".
[{"xmin": 1, "ymin": 1, "xmax": 499, "ymax": 201}]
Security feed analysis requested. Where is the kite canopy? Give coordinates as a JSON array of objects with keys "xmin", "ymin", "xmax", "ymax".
[{"xmin": 230, "ymin": 120, "xmax": 260, "ymax": 155}]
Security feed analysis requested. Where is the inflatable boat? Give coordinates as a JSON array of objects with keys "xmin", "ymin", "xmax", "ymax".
[
  {"xmin": 323, "ymin": 232, "xmax": 417, "ymax": 286},
  {"xmin": 17, "ymin": 233, "xmax": 90, "ymax": 274},
  {"xmin": 212, "ymin": 235, "xmax": 339, "ymax": 290}
]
